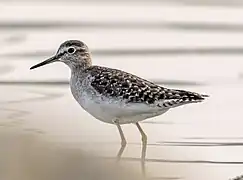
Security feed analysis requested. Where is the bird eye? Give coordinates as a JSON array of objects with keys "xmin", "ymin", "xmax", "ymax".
[{"xmin": 67, "ymin": 47, "xmax": 76, "ymax": 54}]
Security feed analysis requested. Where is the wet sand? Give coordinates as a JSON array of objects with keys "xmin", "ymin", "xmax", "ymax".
[{"xmin": 0, "ymin": 127, "xmax": 147, "ymax": 180}]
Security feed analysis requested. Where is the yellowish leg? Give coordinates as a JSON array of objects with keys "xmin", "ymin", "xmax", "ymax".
[
  {"xmin": 115, "ymin": 122, "xmax": 127, "ymax": 146},
  {"xmin": 135, "ymin": 122, "xmax": 147, "ymax": 176},
  {"xmin": 114, "ymin": 121, "xmax": 127, "ymax": 160}
]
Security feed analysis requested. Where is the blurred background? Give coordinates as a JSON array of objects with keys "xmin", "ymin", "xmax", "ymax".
[{"xmin": 1, "ymin": 0, "xmax": 243, "ymax": 180}]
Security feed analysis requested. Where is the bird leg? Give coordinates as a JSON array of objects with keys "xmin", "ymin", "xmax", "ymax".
[
  {"xmin": 135, "ymin": 122, "xmax": 147, "ymax": 176},
  {"xmin": 114, "ymin": 121, "xmax": 127, "ymax": 146},
  {"xmin": 113, "ymin": 120, "xmax": 127, "ymax": 160},
  {"xmin": 135, "ymin": 122, "xmax": 147, "ymax": 147}
]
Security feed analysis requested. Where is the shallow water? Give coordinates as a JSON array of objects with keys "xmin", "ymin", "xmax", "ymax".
[
  {"xmin": 1, "ymin": 83, "xmax": 243, "ymax": 180},
  {"xmin": 1, "ymin": 1, "xmax": 243, "ymax": 180}
]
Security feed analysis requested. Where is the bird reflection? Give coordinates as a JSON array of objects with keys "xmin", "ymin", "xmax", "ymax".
[
  {"xmin": 116, "ymin": 123, "xmax": 148, "ymax": 177},
  {"xmin": 116, "ymin": 143, "xmax": 126, "ymax": 161}
]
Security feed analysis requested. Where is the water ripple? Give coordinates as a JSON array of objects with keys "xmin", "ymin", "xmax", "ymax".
[
  {"xmin": 106, "ymin": 156, "xmax": 243, "ymax": 165},
  {"xmin": 3, "ymin": 48, "xmax": 243, "ymax": 58},
  {"xmin": 1, "ymin": 21, "xmax": 243, "ymax": 32},
  {"xmin": 160, "ymin": 141, "xmax": 243, "ymax": 147}
]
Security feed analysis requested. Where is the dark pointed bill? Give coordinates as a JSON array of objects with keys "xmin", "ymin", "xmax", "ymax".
[{"xmin": 30, "ymin": 56, "xmax": 58, "ymax": 70}]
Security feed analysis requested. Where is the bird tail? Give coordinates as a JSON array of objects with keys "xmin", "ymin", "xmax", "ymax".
[
  {"xmin": 157, "ymin": 90, "xmax": 209, "ymax": 109},
  {"xmin": 172, "ymin": 89, "xmax": 209, "ymax": 101}
]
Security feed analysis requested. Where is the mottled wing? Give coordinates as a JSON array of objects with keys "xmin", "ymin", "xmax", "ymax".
[{"xmin": 86, "ymin": 66, "xmax": 207, "ymax": 107}]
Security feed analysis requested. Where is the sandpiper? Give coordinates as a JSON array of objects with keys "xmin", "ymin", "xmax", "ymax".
[{"xmin": 30, "ymin": 40, "xmax": 208, "ymax": 146}]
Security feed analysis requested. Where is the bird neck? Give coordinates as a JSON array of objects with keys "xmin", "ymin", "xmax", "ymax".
[
  {"xmin": 70, "ymin": 61, "xmax": 91, "ymax": 82},
  {"xmin": 69, "ymin": 55, "xmax": 92, "ymax": 72}
]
